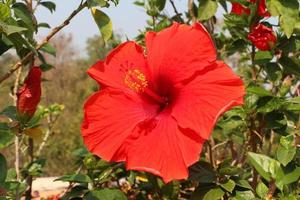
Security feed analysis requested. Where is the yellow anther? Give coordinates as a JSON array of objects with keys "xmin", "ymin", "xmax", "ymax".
[{"xmin": 124, "ymin": 69, "xmax": 148, "ymax": 93}]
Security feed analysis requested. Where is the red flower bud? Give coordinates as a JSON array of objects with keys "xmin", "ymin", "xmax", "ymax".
[
  {"xmin": 231, "ymin": 0, "xmax": 270, "ymax": 18},
  {"xmin": 248, "ymin": 24, "xmax": 277, "ymax": 51},
  {"xmin": 231, "ymin": 2, "xmax": 250, "ymax": 15},
  {"xmin": 17, "ymin": 67, "xmax": 42, "ymax": 118}
]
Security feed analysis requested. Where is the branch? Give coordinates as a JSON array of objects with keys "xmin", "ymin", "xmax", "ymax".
[{"xmin": 0, "ymin": 1, "xmax": 88, "ymax": 85}]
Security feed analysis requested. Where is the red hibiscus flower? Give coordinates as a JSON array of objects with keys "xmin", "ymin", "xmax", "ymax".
[
  {"xmin": 231, "ymin": 0, "xmax": 270, "ymax": 18},
  {"xmin": 17, "ymin": 67, "xmax": 42, "ymax": 118},
  {"xmin": 248, "ymin": 23, "xmax": 277, "ymax": 51},
  {"xmin": 82, "ymin": 22, "xmax": 245, "ymax": 182}
]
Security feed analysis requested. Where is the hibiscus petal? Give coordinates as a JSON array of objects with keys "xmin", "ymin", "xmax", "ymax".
[
  {"xmin": 145, "ymin": 22, "xmax": 216, "ymax": 84},
  {"xmin": 87, "ymin": 41, "xmax": 148, "ymax": 90},
  {"xmin": 125, "ymin": 112, "xmax": 205, "ymax": 183},
  {"xmin": 82, "ymin": 89, "xmax": 158, "ymax": 161},
  {"xmin": 172, "ymin": 61, "xmax": 245, "ymax": 140}
]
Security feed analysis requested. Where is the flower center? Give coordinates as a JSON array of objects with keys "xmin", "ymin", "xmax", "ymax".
[{"xmin": 124, "ymin": 69, "xmax": 167, "ymax": 104}]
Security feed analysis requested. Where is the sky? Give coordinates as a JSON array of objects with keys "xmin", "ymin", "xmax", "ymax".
[{"xmin": 35, "ymin": 0, "xmax": 189, "ymax": 50}]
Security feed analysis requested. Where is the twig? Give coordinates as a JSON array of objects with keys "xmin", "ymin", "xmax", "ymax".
[
  {"xmin": 212, "ymin": 140, "xmax": 228, "ymax": 151},
  {"xmin": 207, "ymin": 141, "xmax": 215, "ymax": 168},
  {"xmin": 13, "ymin": 67, "xmax": 22, "ymax": 200},
  {"xmin": 0, "ymin": 1, "xmax": 88, "ymax": 85},
  {"xmin": 267, "ymin": 179, "xmax": 276, "ymax": 199},
  {"xmin": 188, "ymin": 0, "xmax": 196, "ymax": 23},
  {"xmin": 36, "ymin": 114, "xmax": 58, "ymax": 156},
  {"xmin": 169, "ymin": 0, "xmax": 183, "ymax": 23}
]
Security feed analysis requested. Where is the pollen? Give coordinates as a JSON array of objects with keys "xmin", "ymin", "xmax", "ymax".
[{"xmin": 124, "ymin": 69, "xmax": 148, "ymax": 93}]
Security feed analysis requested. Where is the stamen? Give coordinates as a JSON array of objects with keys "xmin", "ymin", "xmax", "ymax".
[
  {"xmin": 124, "ymin": 69, "xmax": 148, "ymax": 93},
  {"xmin": 124, "ymin": 69, "xmax": 167, "ymax": 104}
]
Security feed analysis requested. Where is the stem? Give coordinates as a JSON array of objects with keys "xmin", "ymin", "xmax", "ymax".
[
  {"xmin": 25, "ymin": 138, "xmax": 34, "ymax": 200},
  {"xmin": 251, "ymin": 44, "xmax": 257, "ymax": 80},
  {"xmin": 152, "ymin": 15, "xmax": 156, "ymax": 30},
  {"xmin": 250, "ymin": 42, "xmax": 260, "ymax": 189},
  {"xmin": 229, "ymin": 140, "xmax": 238, "ymax": 164},
  {"xmin": 0, "ymin": 1, "xmax": 88, "ymax": 85}
]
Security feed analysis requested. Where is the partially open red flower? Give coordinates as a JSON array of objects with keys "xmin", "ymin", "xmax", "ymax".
[
  {"xmin": 248, "ymin": 23, "xmax": 277, "ymax": 51},
  {"xmin": 231, "ymin": 0, "xmax": 270, "ymax": 18},
  {"xmin": 82, "ymin": 22, "xmax": 245, "ymax": 182},
  {"xmin": 17, "ymin": 67, "xmax": 42, "ymax": 118}
]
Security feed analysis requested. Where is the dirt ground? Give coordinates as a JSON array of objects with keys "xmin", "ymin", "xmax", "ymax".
[{"xmin": 29, "ymin": 177, "xmax": 68, "ymax": 199}]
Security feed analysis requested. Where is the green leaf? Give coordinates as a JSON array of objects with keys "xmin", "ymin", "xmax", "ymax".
[
  {"xmin": 279, "ymin": 57, "xmax": 300, "ymax": 78},
  {"xmin": 247, "ymin": 152, "xmax": 284, "ymax": 183},
  {"xmin": 267, "ymin": 0, "xmax": 300, "ymax": 38},
  {"xmin": 280, "ymin": 15, "xmax": 297, "ymax": 39},
  {"xmin": 60, "ymin": 185, "xmax": 88, "ymax": 200},
  {"xmin": 55, "ymin": 174, "xmax": 91, "ymax": 183},
  {"xmin": 155, "ymin": 0, "xmax": 166, "ymax": 11},
  {"xmin": 0, "ymin": 106, "xmax": 17, "ymax": 120},
  {"xmin": 87, "ymin": 0, "xmax": 109, "ymax": 8},
  {"xmin": 91, "ymin": 8, "xmax": 113, "ymax": 42},
  {"xmin": 84, "ymin": 189, "xmax": 127, "ymax": 200},
  {"xmin": 0, "ymin": 153, "xmax": 7, "ymax": 185},
  {"xmin": 276, "ymin": 135, "xmax": 296, "ymax": 166},
  {"xmin": 26, "ymin": 158, "xmax": 46, "ymax": 176},
  {"xmin": 220, "ymin": 179, "xmax": 235, "ymax": 193},
  {"xmin": 254, "ymin": 51, "xmax": 273, "ymax": 65},
  {"xmin": 203, "ymin": 187, "xmax": 225, "ymax": 200},
  {"xmin": 276, "ymin": 167, "xmax": 300, "ymax": 187},
  {"xmin": 0, "ymin": 20, "xmax": 27, "ymax": 35},
  {"xmin": 256, "ymin": 96, "xmax": 284, "ymax": 113},
  {"xmin": 198, "ymin": 0, "xmax": 218, "ymax": 21},
  {"xmin": 256, "ymin": 182, "xmax": 268, "ymax": 199},
  {"xmin": 12, "ymin": 2, "xmax": 36, "ymax": 32},
  {"xmin": 265, "ymin": 112, "xmax": 287, "ymax": 131},
  {"xmin": 235, "ymin": 180, "xmax": 252, "ymax": 190},
  {"xmin": 161, "ymin": 181, "xmax": 180, "ymax": 199},
  {"xmin": 247, "ymin": 86, "xmax": 272, "ymax": 97},
  {"xmin": 37, "ymin": 22, "xmax": 50, "ymax": 29},
  {"xmin": 0, "ymin": 123, "xmax": 14, "ymax": 149},
  {"xmin": 264, "ymin": 63, "xmax": 282, "ymax": 83},
  {"xmin": 188, "ymin": 161, "xmax": 216, "ymax": 183},
  {"xmin": 40, "ymin": 43, "xmax": 56, "ymax": 56},
  {"xmin": 0, "ymin": 3, "xmax": 11, "ymax": 21},
  {"xmin": 40, "ymin": 1, "xmax": 56, "ymax": 13},
  {"xmin": 232, "ymin": 190, "xmax": 256, "ymax": 200}
]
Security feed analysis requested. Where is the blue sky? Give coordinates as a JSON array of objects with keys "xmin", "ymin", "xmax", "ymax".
[{"xmin": 35, "ymin": 0, "xmax": 188, "ymax": 49}]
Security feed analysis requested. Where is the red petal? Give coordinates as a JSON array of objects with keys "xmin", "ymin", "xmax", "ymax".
[
  {"xmin": 145, "ymin": 22, "xmax": 216, "ymax": 84},
  {"xmin": 172, "ymin": 61, "xmax": 245, "ymax": 139},
  {"xmin": 87, "ymin": 41, "xmax": 148, "ymax": 90},
  {"xmin": 17, "ymin": 67, "xmax": 42, "ymax": 117},
  {"xmin": 125, "ymin": 112, "xmax": 205, "ymax": 183},
  {"xmin": 82, "ymin": 89, "xmax": 158, "ymax": 161}
]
